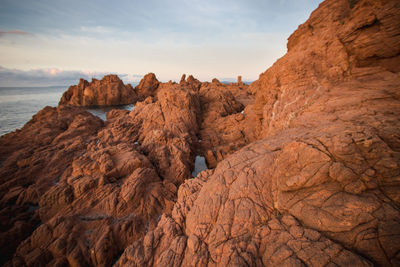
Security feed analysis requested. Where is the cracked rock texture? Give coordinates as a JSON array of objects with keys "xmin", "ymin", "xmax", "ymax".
[
  {"xmin": 0, "ymin": 72, "xmax": 251, "ymax": 265},
  {"xmin": 1, "ymin": 0, "xmax": 400, "ymax": 266},
  {"xmin": 116, "ymin": 0, "xmax": 400, "ymax": 266}
]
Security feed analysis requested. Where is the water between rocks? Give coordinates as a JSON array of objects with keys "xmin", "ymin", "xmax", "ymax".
[
  {"xmin": 192, "ymin": 156, "xmax": 208, "ymax": 177},
  {"xmin": 0, "ymin": 86, "xmax": 137, "ymax": 135},
  {"xmin": 87, "ymin": 104, "xmax": 134, "ymax": 121}
]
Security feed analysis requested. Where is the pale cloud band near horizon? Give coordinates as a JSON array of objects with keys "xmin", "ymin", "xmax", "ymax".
[
  {"xmin": 0, "ymin": 66, "xmax": 143, "ymax": 87},
  {"xmin": 0, "ymin": 65, "xmax": 255, "ymax": 87}
]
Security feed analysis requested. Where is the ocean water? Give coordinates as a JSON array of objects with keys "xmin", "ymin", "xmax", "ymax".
[
  {"xmin": 0, "ymin": 86, "xmax": 66, "ymax": 136},
  {"xmin": 0, "ymin": 86, "xmax": 136, "ymax": 136}
]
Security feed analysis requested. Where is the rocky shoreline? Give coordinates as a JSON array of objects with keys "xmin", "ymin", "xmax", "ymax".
[{"xmin": 1, "ymin": 0, "xmax": 400, "ymax": 266}]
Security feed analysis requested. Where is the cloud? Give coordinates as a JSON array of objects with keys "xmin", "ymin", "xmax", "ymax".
[
  {"xmin": 0, "ymin": 66, "xmax": 143, "ymax": 87},
  {"xmin": 0, "ymin": 30, "xmax": 32, "ymax": 37},
  {"xmin": 0, "ymin": 1, "xmax": 323, "ymax": 83},
  {"xmin": 79, "ymin": 26, "xmax": 114, "ymax": 34}
]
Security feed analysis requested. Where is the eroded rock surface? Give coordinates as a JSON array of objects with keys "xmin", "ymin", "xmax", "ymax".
[
  {"xmin": 0, "ymin": 106, "xmax": 104, "ymax": 265},
  {"xmin": 0, "ymin": 70, "xmax": 252, "ymax": 266},
  {"xmin": 1, "ymin": 0, "xmax": 400, "ymax": 266},
  {"xmin": 197, "ymin": 79, "xmax": 252, "ymax": 168},
  {"xmin": 135, "ymin": 73, "xmax": 160, "ymax": 101},
  {"xmin": 59, "ymin": 75, "xmax": 137, "ymax": 106},
  {"xmin": 118, "ymin": 124, "xmax": 400, "ymax": 266},
  {"xmin": 245, "ymin": 0, "xmax": 400, "ymax": 139},
  {"xmin": 115, "ymin": 0, "xmax": 400, "ymax": 266}
]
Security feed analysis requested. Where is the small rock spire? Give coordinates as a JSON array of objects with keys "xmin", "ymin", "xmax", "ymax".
[{"xmin": 237, "ymin": 75, "xmax": 242, "ymax": 85}]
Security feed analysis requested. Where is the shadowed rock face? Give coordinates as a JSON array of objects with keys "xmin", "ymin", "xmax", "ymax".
[
  {"xmin": 0, "ymin": 106, "xmax": 104, "ymax": 265},
  {"xmin": 1, "ymin": 0, "xmax": 400, "ymax": 266},
  {"xmin": 59, "ymin": 75, "xmax": 137, "ymax": 106},
  {"xmin": 135, "ymin": 73, "xmax": 160, "ymax": 101}
]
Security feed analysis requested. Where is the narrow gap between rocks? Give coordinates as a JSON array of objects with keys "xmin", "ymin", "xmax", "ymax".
[
  {"xmin": 86, "ymin": 104, "xmax": 135, "ymax": 121},
  {"xmin": 192, "ymin": 155, "xmax": 208, "ymax": 177}
]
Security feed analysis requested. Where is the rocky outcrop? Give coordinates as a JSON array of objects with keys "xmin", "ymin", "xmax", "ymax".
[
  {"xmin": 1, "ymin": 77, "xmax": 216, "ymax": 265},
  {"xmin": 59, "ymin": 75, "xmax": 137, "ymax": 106},
  {"xmin": 116, "ymin": 0, "xmax": 400, "ymax": 266},
  {"xmin": 245, "ymin": 0, "xmax": 400, "ymax": 138},
  {"xmin": 197, "ymin": 80, "xmax": 251, "ymax": 168},
  {"xmin": 0, "ymin": 106, "xmax": 104, "ymax": 265},
  {"xmin": 135, "ymin": 73, "xmax": 160, "ymax": 101},
  {"xmin": 117, "ymin": 121, "xmax": 400, "ymax": 266},
  {"xmin": 1, "ymin": 0, "xmax": 400, "ymax": 266},
  {"xmin": 0, "ymin": 70, "xmax": 252, "ymax": 266}
]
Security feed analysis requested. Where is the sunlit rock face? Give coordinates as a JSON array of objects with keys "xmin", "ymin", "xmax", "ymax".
[
  {"xmin": 1, "ymin": 0, "xmax": 400, "ymax": 266},
  {"xmin": 116, "ymin": 0, "xmax": 400, "ymax": 266},
  {"xmin": 59, "ymin": 75, "xmax": 137, "ymax": 107},
  {"xmin": 0, "ymin": 71, "xmax": 253, "ymax": 265}
]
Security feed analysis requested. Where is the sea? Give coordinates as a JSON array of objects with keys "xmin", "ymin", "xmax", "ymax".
[{"xmin": 0, "ymin": 86, "xmax": 135, "ymax": 136}]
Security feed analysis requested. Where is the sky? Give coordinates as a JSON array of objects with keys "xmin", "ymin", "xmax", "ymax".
[{"xmin": 0, "ymin": 0, "xmax": 323, "ymax": 86}]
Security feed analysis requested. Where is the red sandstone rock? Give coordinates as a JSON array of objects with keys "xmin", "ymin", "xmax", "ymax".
[
  {"xmin": 246, "ymin": 0, "xmax": 400, "ymax": 139},
  {"xmin": 0, "ymin": 106, "xmax": 103, "ymax": 265},
  {"xmin": 1, "ymin": 74, "xmax": 207, "ymax": 265},
  {"xmin": 115, "ymin": 0, "xmax": 400, "ymax": 266},
  {"xmin": 59, "ymin": 75, "xmax": 137, "ymax": 106},
  {"xmin": 122, "ymin": 82, "xmax": 201, "ymax": 185},
  {"xmin": 180, "ymin": 74, "xmax": 202, "ymax": 92},
  {"xmin": 1, "ymin": 0, "xmax": 400, "ymax": 266},
  {"xmin": 237, "ymin": 75, "xmax": 242, "ymax": 85},
  {"xmin": 135, "ymin": 73, "xmax": 160, "ymax": 100},
  {"xmin": 197, "ymin": 81, "xmax": 252, "ymax": 167}
]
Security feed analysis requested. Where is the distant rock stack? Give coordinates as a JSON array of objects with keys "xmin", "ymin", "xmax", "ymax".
[
  {"xmin": 212, "ymin": 78, "xmax": 220, "ymax": 84},
  {"xmin": 59, "ymin": 74, "xmax": 137, "ymax": 106},
  {"xmin": 237, "ymin": 75, "xmax": 243, "ymax": 85},
  {"xmin": 180, "ymin": 74, "xmax": 186, "ymax": 84}
]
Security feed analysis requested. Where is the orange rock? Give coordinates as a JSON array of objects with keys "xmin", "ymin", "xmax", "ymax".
[
  {"xmin": 135, "ymin": 72, "xmax": 160, "ymax": 100},
  {"xmin": 115, "ymin": 0, "xmax": 400, "ymax": 266},
  {"xmin": 59, "ymin": 75, "xmax": 137, "ymax": 106},
  {"xmin": 1, "ymin": 0, "xmax": 400, "ymax": 266}
]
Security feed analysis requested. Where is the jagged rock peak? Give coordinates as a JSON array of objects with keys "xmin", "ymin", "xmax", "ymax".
[
  {"xmin": 135, "ymin": 73, "xmax": 160, "ymax": 100},
  {"xmin": 59, "ymin": 74, "xmax": 137, "ymax": 107}
]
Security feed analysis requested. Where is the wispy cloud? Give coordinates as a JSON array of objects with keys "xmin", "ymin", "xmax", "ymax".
[
  {"xmin": 79, "ymin": 26, "xmax": 114, "ymax": 34},
  {"xmin": 0, "ymin": 66, "xmax": 142, "ymax": 87},
  {"xmin": 0, "ymin": 0, "xmax": 323, "ymax": 82},
  {"xmin": 0, "ymin": 30, "xmax": 32, "ymax": 37}
]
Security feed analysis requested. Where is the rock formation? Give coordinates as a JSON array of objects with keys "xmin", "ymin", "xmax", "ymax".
[
  {"xmin": 115, "ymin": 0, "xmax": 400, "ymax": 266},
  {"xmin": 135, "ymin": 73, "xmax": 160, "ymax": 101},
  {"xmin": 0, "ymin": 67, "xmax": 252, "ymax": 266},
  {"xmin": 237, "ymin": 75, "xmax": 242, "ymax": 85},
  {"xmin": 1, "ymin": 0, "xmax": 400, "ymax": 266},
  {"xmin": 59, "ymin": 75, "xmax": 137, "ymax": 106},
  {"xmin": 0, "ymin": 106, "xmax": 104, "ymax": 265}
]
